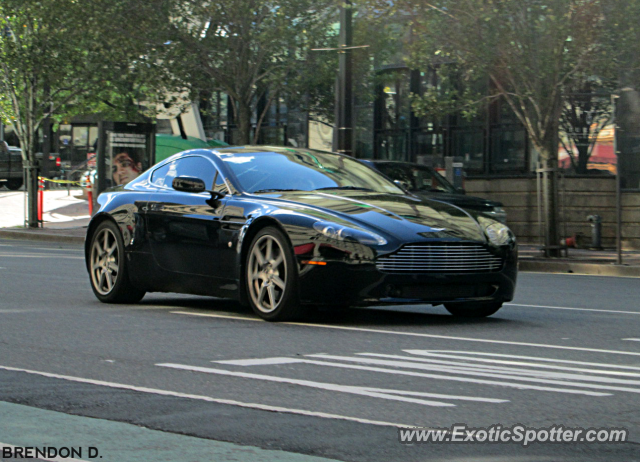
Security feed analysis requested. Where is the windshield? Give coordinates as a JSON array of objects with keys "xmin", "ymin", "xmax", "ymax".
[
  {"xmin": 375, "ymin": 163, "xmax": 457, "ymax": 194},
  {"xmin": 221, "ymin": 149, "xmax": 405, "ymax": 195}
]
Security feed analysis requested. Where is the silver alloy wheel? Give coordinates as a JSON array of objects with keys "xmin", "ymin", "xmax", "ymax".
[
  {"xmin": 90, "ymin": 227, "xmax": 120, "ymax": 296},
  {"xmin": 247, "ymin": 234, "xmax": 287, "ymax": 313}
]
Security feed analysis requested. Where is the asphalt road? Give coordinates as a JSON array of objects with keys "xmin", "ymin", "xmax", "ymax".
[{"xmin": 0, "ymin": 238, "xmax": 639, "ymax": 461}]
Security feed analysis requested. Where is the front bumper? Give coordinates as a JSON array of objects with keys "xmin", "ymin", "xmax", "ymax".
[{"xmin": 297, "ymin": 249, "xmax": 517, "ymax": 306}]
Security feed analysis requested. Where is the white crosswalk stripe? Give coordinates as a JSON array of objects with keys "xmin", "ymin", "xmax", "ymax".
[{"xmin": 152, "ymin": 349, "xmax": 640, "ymax": 406}]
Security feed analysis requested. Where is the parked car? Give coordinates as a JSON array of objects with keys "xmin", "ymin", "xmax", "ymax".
[
  {"xmin": 85, "ymin": 146, "xmax": 517, "ymax": 321},
  {"xmin": 361, "ymin": 160, "xmax": 507, "ymax": 223},
  {"xmin": 0, "ymin": 141, "xmax": 23, "ymax": 190},
  {"xmin": 0, "ymin": 143, "xmax": 62, "ymax": 190}
]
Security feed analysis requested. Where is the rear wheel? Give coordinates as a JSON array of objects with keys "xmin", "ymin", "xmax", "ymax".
[
  {"xmin": 89, "ymin": 220, "xmax": 145, "ymax": 303},
  {"xmin": 245, "ymin": 227, "xmax": 304, "ymax": 321},
  {"xmin": 444, "ymin": 301, "xmax": 502, "ymax": 318}
]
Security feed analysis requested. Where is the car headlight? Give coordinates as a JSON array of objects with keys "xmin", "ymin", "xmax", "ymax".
[
  {"xmin": 484, "ymin": 222, "xmax": 515, "ymax": 246},
  {"xmin": 313, "ymin": 221, "xmax": 387, "ymax": 246}
]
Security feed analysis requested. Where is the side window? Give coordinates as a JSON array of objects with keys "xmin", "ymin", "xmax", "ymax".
[
  {"xmin": 213, "ymin": 170, "xmax": 228, "ymax": 194},
  {"xmin": 150, "ymin": 156, "xmax": 223, "ymax": 191},
  {"xmin": 151, "ymin": 161, "xmax": 178, "ymax": 188}
]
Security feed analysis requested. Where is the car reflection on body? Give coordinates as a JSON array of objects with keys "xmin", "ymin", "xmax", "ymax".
[
  {"xmin": 85, "ymin": 146, "xmax": 517, "ymax": 321},
  {"xmin": 361, "ymin": 160, "xmax": 507, "ymax": 223}
]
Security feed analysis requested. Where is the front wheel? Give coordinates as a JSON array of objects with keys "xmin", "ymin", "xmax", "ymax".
[
  {"xmin": 89, "ymin": 220, "xmax": 145, "ymax": 304},
  {"xmin": 245, "ymin": 227, "xmax": 304, "ymax": 321},
  {"xmin": 444, "ymin": 301, "xmax": 502, "ymax": 318}
]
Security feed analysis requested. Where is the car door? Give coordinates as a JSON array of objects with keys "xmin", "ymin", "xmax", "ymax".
[{"xmin": 145, "ymin": 155, "xmax": 229, "ymax": 278}]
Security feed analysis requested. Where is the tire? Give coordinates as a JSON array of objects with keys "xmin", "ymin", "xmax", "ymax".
[
  {"xmin": 444, "ymin": 301, "xmax": 502, "ymax": 318},
  {"xmin": 6, "ymin": 179, "xmax": 22, "ymax": 190},
  {"xmin": 88, "ymin": 220, "xmax": 145, "ymax": 304},
  {"xmin": 245, "ymin": 226, "xmax": 304, "ymax": 321}
]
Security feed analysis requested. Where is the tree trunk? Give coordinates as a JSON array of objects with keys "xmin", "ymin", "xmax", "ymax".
[
  {"xmin": 576, "ymin": 143, "xmax": 589, "ymax": 174},
  {"xmin": 540, "ymin": 155, "xmax": 560, "ymax": 257},
  {"xmin": 236, "ymin": 101, "xmax": 252, "ymax": 145},
  {"xmin": 538, "ymin": 121, "xmax": 562, "ymax": 257}
]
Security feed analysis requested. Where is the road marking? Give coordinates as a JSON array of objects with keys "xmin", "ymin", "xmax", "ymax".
[
  {"xmin": 0, "ymin": 309, "xmax": 45, "ymax": 314},
  {"xmin": 214, "ymin": 358, "xmax": 507, "ymax": 403},
  {"xmin": 0, "ymin": 364, "xmax": 409, "ymax": 428},
  {"xmin": 215, "ymin": 355, "xmax": 608, "ymax": 397},
  {"xmin": 172, "ymin": 311, "xmax": 263, "ymax": 322},
  {"xmin": 158, "ymin": 363, "xmax": 456, "ymax": 407},
  {"xmin": 623, "ymin": 338, "xmax": 640, "ymax": 342},
  {"xmin": 307, "ymin": 354, "xmax": 640, "ymax": 394},
  {"xmin": 506, "ymin": 303, "xmax": 640, "ymax": 315},
  {"xmin": 363, "ymin": 351, "xmax": 640, "ymax": 377},
  {"xmin": 218, "ymin": 357, "xmax": 304, "ymax": 366},
  {"xmin": 405, "ymin": 351, "xmax": 640, "ymax": 371},
  {"xmin": 0, "ymin": 443, "xmax": 89, "ymax": 462},
  {"xmin": 32, "ymin": 247, "xmax": 84, "ymax": 252},
  {"xmin": 172, "ymin": 311, "xmax": 640, "ymax": 357},
  {"xmin": 360, "ymin": 353, "xmax": 640, "ymax": 381},
  {"xmin": 0, "ymin": 254, "xmax": 83, "ymax": 259}
]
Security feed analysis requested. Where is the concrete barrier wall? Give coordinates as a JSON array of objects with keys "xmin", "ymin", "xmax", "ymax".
[{"xmin": 465, "ymin": 176, "xmax": 640, "ymax": 249}]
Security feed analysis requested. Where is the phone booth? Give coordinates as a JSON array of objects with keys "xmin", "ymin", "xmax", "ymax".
[
  {"xmin": 95, "ymin": 122, "xmax": 156, "ymax": 196},
  {"xmin": 444, "ymin": 156, "xmax": 465, "ymax": 190}
]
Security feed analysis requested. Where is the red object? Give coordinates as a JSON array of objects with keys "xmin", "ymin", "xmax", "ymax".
[
  {"xmin": 37, "ymin": 178, "xmax": 44, "ymax": 224},
  {"xmin": 87, "ymin": 190, "xmax": 93, "ymax": 215},
  {"xmin": 294, "ymin": 243, "xmax": 315, "ymax": 255},
  {"xmin": 55, "ymin": 157, "xmax": 61, "ymax": 167}
]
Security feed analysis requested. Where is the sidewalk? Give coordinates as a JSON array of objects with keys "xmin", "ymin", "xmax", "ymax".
[
  {"xmin": 1, "ymin": 188, "xmax": 639, "ymax": 276},
  {"xmin": 518, "ymin": 244, "xmax": 640, "ymax": 277},
  {"xmin": 0, "ymin": 188, "xmax": 89, "ymax": 243}
]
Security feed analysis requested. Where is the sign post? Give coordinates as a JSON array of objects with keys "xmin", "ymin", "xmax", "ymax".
[{"xmin": 96, "ymin": 122, "xmax": 155, "ymax": 196}]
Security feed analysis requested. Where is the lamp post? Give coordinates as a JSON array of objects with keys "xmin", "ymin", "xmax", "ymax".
[
  {"xmin": 311, "ymin": 1, "xmax": 367, "ymax": 156},
  {"xmin": 336, "ymin": 1, "xmax": 353, "ymax": 156},
  {"xmin": 612, "ymin": 93, "xmax": 622, "ymax": 265}
]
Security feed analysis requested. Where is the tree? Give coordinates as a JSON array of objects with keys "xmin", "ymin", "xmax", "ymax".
[
  {"xmin": 0, "ymin": 0, "xmax": 178, "ymax": 227},
  {"xmin": 390, "ymin": 0, "xmax": 609, "ymax": 256},
  {"xmin": 559, "ymin": 86, "xmax": 612, "ymax": 174},
  {"xmin": 169, "ymin": 0, "xmax": 336, "ymax": 145}
]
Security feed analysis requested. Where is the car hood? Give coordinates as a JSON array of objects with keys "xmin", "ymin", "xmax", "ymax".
[
  {"xmin": 259, "ymin": 191, "xmax": 487, "ymax": 242},
  {"xmin": 411, "ymin": 191, "xmax": 502, "ymax": 211}
]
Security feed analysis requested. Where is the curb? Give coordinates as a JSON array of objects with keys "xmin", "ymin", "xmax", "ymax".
[
  {"xmin": 519, "ymin": 260, "xmax": 640, "ymax": 277},
  {"xmin": 1, "ymin": 229, "xmax": 639, "ymax": 277},
  {"xmin": 0, "ymin": 229, "xmax": 85, "ymax": 244}
]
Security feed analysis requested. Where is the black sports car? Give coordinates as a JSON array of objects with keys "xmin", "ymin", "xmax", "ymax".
[
  {"xmin": 85, "ymin": 146, "xmax": 517, "ymax": 321},
  {"xmin": 361, "ymin": 160, "xmax": 507, "ymax": 223}
]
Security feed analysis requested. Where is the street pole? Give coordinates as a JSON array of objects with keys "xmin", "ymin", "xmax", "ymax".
[
  {"xmin": 613, "ymin": 94, "xmax": 622, "ymax": 265},
  {"xmin": 336, "ymin": 0, "xmax": 353, "ymax": 156}
]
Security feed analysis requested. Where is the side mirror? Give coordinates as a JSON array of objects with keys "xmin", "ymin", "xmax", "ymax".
[
  {"xmin": 456, "ymin": 187, "xmax": 466, "ymax": 195},
  {"xmin": 394, "ymin": 179, "xmax": 411, "ymax": 191},
  {"xmin": 172, "ymin": 176, "xmax": 206, "ymax": 193}
]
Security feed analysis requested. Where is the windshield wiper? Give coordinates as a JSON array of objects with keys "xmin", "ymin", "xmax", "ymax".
[
  {"xmin": 315, "ymin": 186, "xmax": 375, "ymax": 192},
  {"xmin": 252, "ymin": 188, "xmax": 304, "ymax": 193}
]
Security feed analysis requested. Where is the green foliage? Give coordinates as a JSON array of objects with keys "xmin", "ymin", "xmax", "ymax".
[
  {"xmin": 0, "ymin": 0, "xmax": 179, "ymax": 159},
  {"xmin": 0, "ymin": 0, "xmax": 179, "ymax": 226},
  {"xmin": 169, "ymin": 0, "xmax": 339, "ymax": 143},
  {"xmin": 286, "ymin": 3, "xmax": 404, "ymax": 125},
  {"xmin": 391, "ymin": 0, "xmax": 615, "ymax": 160}
]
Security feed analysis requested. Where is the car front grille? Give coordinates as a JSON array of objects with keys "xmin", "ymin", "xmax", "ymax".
[{"xmin": 376, "ymin": 243, "xmax": 503, "ymax": 274}]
